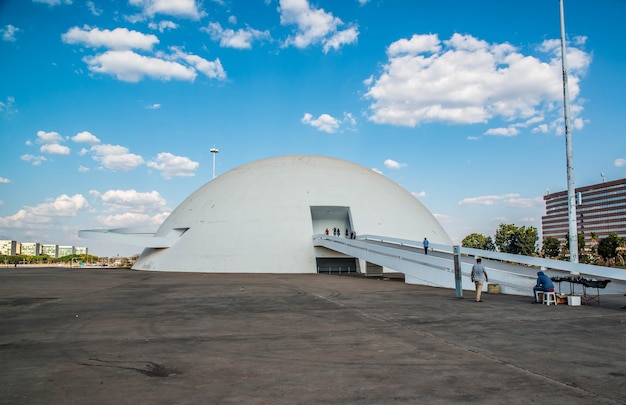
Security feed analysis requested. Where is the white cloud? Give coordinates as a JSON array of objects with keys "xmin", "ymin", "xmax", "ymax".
[
  {"xmin": 146, "ymin": 103, "xmax": 161, "ymax": 109},
  {"xmin": 301, "ymin": 112, "xmax": 356, "ymax": 133},
  {"xmin": 89, "ymin": 189, "xmax": 170, "ymax": 227},
  {"xmin": 40, "ymin": 143, "xmax": 70, "ymax": 155},
  {"xmin": 0, "ymin": 96, "xmax": 18, "ymax": 116},
  {"xmin": 387, "ymin": 33, "xmax": 440, "ymax": 56},
  {"xmin": 95, "ymin": 212, "xmax": 169, "ymax": 227},
  {"xmin": 90, "ymin": 144, "xmax": 145, "ymax": 171},
  {"xmin": 149, "ymin": 20, "xmax": 179, "ymax": 32},
  {"xmin": 86, "ymin": 1, "xmax": 102, "ymax": 16},
  {"xmin": 323, "ymin": 26, "xmax": 359, "ymax": 53},
  {"xmin": 343, "ymin": 112, "xmax": 356, "ymax": 126},
  {"xmin": 78, "ymin": 165, "xmax": 90, "ymax": 172},
  {"xmin": 372, "ymin": 168, "xmax": 383, "ymax": 175},
  {"xmin": 484, "ymin": 127, "xmax": 519, "ymax": 137},
  {"xmin": 459, "ymin": 194, "xmax": 519, "ymax": 206},
  {"xmin": 301, "ymin": 113, "xmax": 340, "ymax": 133},
  {"xmin": 412, "ymin": 191, "xmax": 426, "ymax": 198},
  {"xmin": 62, "ymin": 26, "xmax": 159, "ymax": 51},
  {"xmin": 615, "ymin": 158, "xmax": 626, "ymax": 167},
  {"xmin": 63, "ymin": 26, "xmax": 227, "ymax": 83},
  {"xmin": 27, "ymin": 194, "xmax": 89, "ymax": 216},
  {"xmin": 129, "ymin": 0, "xmax": 205, "ymax": 20},
  {"xmin": 384, "ymin": 159, "xmax": 406, "ymax": 169},
  {"xmin": 34, "ymin": 130, "xmax": 70, "ymax": 155},
  {"xmin": 93, "ymin": 189, "xmax": 167, "ymax": 212},
  {"xmin": 458, "ymin": 193, "xmax": 543, "ymax": 208},
  {"xmin": 0, "ymin": 176, "xmax": 10, "ymax": 183},
  {"xmin": 203, "ymin": 22, "xmax": 270, "ymax": 49},
  {"xmin": 84, "ymin": 50, "xmax": 197, "ymax": 82},
  {"xmin": 171, "ymin": 49, "xmax": 226, "ymax": 80},
  {"xmin": 278, "ymin": 0, "xmax": 359, "ymax": 52},
  {"xmin": 147, "ymin": 152, "xmax": 199, "ymax": 179},
  {"xmin": 21, "ymin": 154, "xmax": 47, "ymax": 166},
  {"xmin": 72, "ymin": 131, "xmax": 101, "ymax": 144},
  {"xmin": 365, "ymin": 33, "xmax": 591, "ymax": 131},
  {"xmin": 33, "ymin": 0, "xmax": 72, "ymax": 5},
  {"xmin": 37, "ymin": 130, "xmax": 63, "ymax": 144},
  {"xmin": 532, "ymin": 124, "xmax": 549, "ymax": 134},
  {"xmin": 0, "ymin": 209, "xmax": 49, "ymax": 228},
  {"xmin": 1, "ymin": 25, "xmax": 20, "ymax": 42}
]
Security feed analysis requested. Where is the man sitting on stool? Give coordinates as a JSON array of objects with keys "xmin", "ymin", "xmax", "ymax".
[{"xmin": 533, "ymin": 269, "xmax": 555, "ymax": 303}]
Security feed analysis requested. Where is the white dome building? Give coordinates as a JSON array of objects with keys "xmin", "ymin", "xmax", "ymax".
[{"xmin": 127, "ymin": 155, "xmax": 451, "ymax": 273}]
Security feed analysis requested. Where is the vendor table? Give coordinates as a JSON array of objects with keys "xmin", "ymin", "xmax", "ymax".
[{"xmin": 550, "ymin": 276, "xmax": 611, "ymax": 305}]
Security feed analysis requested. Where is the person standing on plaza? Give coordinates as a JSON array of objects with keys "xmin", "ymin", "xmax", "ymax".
[
  {"xmin": 470, "ymin": 258, "xmax": 488, "ymax": 302},
  {"xmin": 423, "ymin": 238, "xmax": 429, "ymax": 255}
]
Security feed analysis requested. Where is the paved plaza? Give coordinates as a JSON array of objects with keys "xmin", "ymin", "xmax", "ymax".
[{"xmin": 1, "ymin": 267, "xmax": 625, "ymax": 404}]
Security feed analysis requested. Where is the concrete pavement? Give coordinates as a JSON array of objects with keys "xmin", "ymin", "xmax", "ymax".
[{"xmin": 1, "ymin": 267, "xmax": 625, "ymax": 404}]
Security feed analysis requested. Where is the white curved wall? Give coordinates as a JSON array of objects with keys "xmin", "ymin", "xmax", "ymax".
[{"xmin": 133, "ymin": 155, "xmax": 452, "ymax": 272}]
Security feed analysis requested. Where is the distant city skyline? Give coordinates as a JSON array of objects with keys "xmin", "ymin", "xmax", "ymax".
[
  {"xmin": 0, "ymin": 239, "xmax": 89, "ymax": 258},
  {"xmin": 1, "ymin": 0, "xmax": 625, "ymax": 257}
]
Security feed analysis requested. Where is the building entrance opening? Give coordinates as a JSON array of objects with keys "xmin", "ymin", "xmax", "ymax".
[
  {"xmin": 310, "ymin": 206, "xmax": 353, "ymax": 237},
  {"xmin": 316, "ymin": 258, "xmax": 358, "ymax": 274}
]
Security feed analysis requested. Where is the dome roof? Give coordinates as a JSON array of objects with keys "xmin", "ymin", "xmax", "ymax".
[{"xmin": 133, "ymin": 155, "xmax": 451, "ymax": 272}]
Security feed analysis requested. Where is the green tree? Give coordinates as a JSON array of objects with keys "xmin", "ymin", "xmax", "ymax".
[
  {"xmin": 461, "ymin": 233, "xmax": 496, "ymax": 251},
  {"xmin": 494, "ymin": 223, "xmax": 538, "ymax": 255},
  {"xmin": 542, "ymin": 237, "xmax": 561, "ymax": 258},
  {"xmin": 597, "ymin": 233, "xmax": 620, "ymax": 265},
  {"xmin": 564, "ymin": 232, "xmax": 586, "ymax": 255}
]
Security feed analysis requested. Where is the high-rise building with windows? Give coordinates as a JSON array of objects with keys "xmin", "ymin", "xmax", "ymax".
[
  {"xmin": 58, "ymin": 246, "xmax": 75, "ymax": 257},
  {"xmin": 21, "ymin": 242, "xmax": 42, "ymax": 256},
  {"xmin": 542, "ymin": 178, "xmax": 626, "ymax": 246},
  {"xmin": 41, "ymin": 244, "xmax": 59, "ymax": 258},
  {"xmin": 0, "ymin": 240, "xmax": 18, "ymax": 255}
]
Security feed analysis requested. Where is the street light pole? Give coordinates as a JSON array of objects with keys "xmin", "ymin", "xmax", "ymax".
[
  {"xmin": 559, "ymin": 0, "xmax": 578, "ymax": 263},
  {"xmin": 210, "ymin": 147, "xmax": 219, "ymax": 179}
]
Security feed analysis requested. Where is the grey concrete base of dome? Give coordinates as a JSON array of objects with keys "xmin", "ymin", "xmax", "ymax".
[{"xmin": 2, "ymin": 268, "xmax": 625, "ymax": 404}]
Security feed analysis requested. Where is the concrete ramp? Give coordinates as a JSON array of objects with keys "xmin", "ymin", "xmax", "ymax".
[{"xmin": 313, "ymin": 234, "xmax": 626, "ymax": 297}]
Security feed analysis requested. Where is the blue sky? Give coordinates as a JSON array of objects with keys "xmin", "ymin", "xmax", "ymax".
[{"xmin": 1, "ymin": 0, "xmax": 625, "ymax": 257}]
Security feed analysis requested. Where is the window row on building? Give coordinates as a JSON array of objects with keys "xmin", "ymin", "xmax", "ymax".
[{"xmin": 0, "ymin": 240, "xmax": 88, "ymax": 258}]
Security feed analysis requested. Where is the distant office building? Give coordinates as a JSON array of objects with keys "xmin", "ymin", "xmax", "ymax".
[
  {"xmin": 0, "ymin": 240, "xmax": 18, "ymax": 255},
  {"xmin": 0, "ymin": 241, "xmax": 89, "ymax": 257},
  {"xmin": 58, "ymin": 246, "xmax": 75, "ymax": 257},
  {"xmin": 42, "ymin": 244, "xmax": 59, "ymax": 258},
  {"xmin": 542, "ymin": 178, "xmax": 626, "ymax": 246},
  {"xmin": 21, "ymin": 242, "xmax": 42, "ymax": 256}
]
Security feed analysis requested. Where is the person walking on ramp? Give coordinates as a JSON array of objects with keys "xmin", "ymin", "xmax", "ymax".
[{"xmin": 470, "ymin": 258, "xmax": 488, "ymax": 302}]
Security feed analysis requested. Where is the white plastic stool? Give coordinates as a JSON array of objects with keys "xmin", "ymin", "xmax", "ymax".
[{"xmin": 543, "ymin": 291, "xmax": 557, "ymax": 306}]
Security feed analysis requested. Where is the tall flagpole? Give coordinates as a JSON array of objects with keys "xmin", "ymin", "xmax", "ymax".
[{"xmin": 559, "ymin": 0, "xmax": 578, "ymax": 263}]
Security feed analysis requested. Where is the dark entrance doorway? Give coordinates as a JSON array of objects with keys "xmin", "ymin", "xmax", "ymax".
[{"xmin": 316, "ymin": 258, "xmax": 358, "ymax": 274}]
